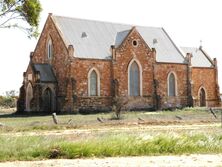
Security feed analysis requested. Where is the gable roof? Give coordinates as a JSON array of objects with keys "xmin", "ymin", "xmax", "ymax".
[
  {"xmin": 33, "ymin": 64, "xmax": 57, "ymax": 83},
  {"xmin": 180, "ymin": 47, "xmax": 214, "ymax": 67},
  {"xmin": 51, "ymin": 15, "xmax": 185, "ymax": 63}
]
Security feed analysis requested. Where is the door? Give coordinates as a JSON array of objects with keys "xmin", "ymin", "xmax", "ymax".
[
  {"xmin": 199, "ymin": 88, "xmax": 206, "ymax": 107},
  {"xmin": 43, "ymin": 88, "xmax": 52, "ymax": 112}
]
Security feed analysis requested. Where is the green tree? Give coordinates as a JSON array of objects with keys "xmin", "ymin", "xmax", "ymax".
[{"xmin": 0, "ymin": 0, "xmax": 42, "ymax": 38}]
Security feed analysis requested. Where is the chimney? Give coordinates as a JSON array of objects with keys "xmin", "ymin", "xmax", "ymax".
[
  {"xmin": 186, "ymin": 53, "xmax": 192, "ymax": 66},
  {"xmin": 111, "ymin": 45, "xmax": 116, "ymax": 60},
  {"xmin": 68, "ymin": 45, "xmax": 74, "ymax": 57},
  {"xmin": 213, "ymin": 58, "xmax": 217, "ymax": 68},
  {"xmin": 152, "ymin": 48, "xmax": 156, "ymax": 62}
]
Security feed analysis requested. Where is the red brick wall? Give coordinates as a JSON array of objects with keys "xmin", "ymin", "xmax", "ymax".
[
  {"xmin": 192, "ymin": 67, "xmax": 219, "ymax": 106},
  {"xmin": 114, "ymin": 29, "xmax": 155, "ymax": 95},
  {"xmin": 71, "ymin": 58, "xmax": 112, "ymax": 111},
  {"xmin": 19, "ymin": 16, "xmax": 221, "ymax": 113},
  {"xmin": 113, "ymin": 28, "xmax": 156, "ymax": 109},
  {"xmin": 32, "ymin": 16, "xmax": 69, "ymax": 97},
  {"xmin": 154, "ymin": 63, "xmax": 188, "ymax": 108}
]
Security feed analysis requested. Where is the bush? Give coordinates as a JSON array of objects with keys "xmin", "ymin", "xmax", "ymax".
[{"xmin": 0, "ymin": 96, "xmax": 17, "ymax": 108}]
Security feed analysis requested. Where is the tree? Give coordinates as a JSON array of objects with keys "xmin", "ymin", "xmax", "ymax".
[
  {"xmin": 112, "ymin": 97, "xmax": 129, "ymax": 119},
  {"xmin": 5, "ymin": 90, "xmax": 18, "ymax": 97},
  {"xmin": 0, "ymin": 0, "xmax": 42, "ymax": 38}
]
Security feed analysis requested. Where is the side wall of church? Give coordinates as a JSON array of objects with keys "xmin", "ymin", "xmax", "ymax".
[
  {"xmin": 191, "ymin": 67, "xmax": 220, "ymax": 107},
  {"xmin": 70, "ymin": 58, "xmax": 113, "ymax": 113},
  {"xmin": 154, "ymin": 63, "xmax": 189, "ymax": 109}
]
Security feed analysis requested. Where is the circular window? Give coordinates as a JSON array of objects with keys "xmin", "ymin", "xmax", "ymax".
[{"xmin": 132, "ymin": 40, "xmax": 138, "ymax": 47}]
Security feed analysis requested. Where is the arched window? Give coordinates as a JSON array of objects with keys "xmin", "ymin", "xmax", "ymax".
[
  {"xmin": 129, "ymin": 61, "xmax": 140, "ymax": 96},
  {"xmin": 47, "ymin": 38, "xmax": 53, "ymax": 59},
  {"xmin": 88, "ymin": 69, "xmax": 100, "ymax": 96},
  {"xmin": 26, "ymin": 82, "xmax": 33, "ymax": 111},
  {"xmin": 168, "ymin": 72, "xmax": 176, "ymax": 96}
]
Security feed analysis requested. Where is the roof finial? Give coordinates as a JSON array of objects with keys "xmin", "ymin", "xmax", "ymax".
[{"xmin": 199, "ymin": 40, "xmax": 203, "ymax": 49}]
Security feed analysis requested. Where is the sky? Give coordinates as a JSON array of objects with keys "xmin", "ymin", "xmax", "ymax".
[{"xmin": 0, "ymin": 0, "xmax": 222, "ymax": 95}]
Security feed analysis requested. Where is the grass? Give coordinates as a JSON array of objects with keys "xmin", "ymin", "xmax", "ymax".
[
  {"xmin": 0, "ymin": 132, "xmax": 222, "ymax": 161},
  {"xmin": 0, "ymin": 107, "xmax": 222, "ymax": 161}
]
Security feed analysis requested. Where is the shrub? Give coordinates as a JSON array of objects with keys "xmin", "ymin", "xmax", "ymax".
[{"xmin": 0, "ymin": 96, "xmax": 17, "ymax": 108}]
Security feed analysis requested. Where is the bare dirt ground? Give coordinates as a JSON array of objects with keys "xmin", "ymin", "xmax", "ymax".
[
  {"xmin": 1, "ymin": 154, "xmax": 222, "ymax": 167},
  {"xmin": 1, "ymin": 123, "xmax": 220, "ymax": 137}
]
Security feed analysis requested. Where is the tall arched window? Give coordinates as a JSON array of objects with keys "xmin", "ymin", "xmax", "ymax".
[
  {"xmin": 129, "ymin": 61, "xmax": 140, "ymax": 96},
  {"xmin": 47, "ymin": 38, "xmax": 53, "ymax": 59},
  {"xmin": 88, "ymin": 69, "xmax": 100, "ymax": 96},
  {"xmin": 168, "ymin": 72, "xmax": 176, "ymax": 96}
]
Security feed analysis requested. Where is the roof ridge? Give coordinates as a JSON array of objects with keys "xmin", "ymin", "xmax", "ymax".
[
  {"xmin": 50, "ymin": 14, "xmax": 186, "ymax": 63},
  {"xmin": 181, "ymin": 46, "xmax": 199, "ymax": 49},
  {"xmin": 52, "ymin": 14, "xmax": 162, "ymax": 30}
]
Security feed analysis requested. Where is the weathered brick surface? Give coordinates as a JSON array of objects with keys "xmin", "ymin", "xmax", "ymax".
[
  {"xmin": 192, "ymin": 67, "xmax": 220, "ymax": 107},
  {"xmin": 18, "ymin": 15, "xmax": 221, "ymax": 113},
  {"xmin": 154, "ymin": 63, "xmax": 188, "ymax": 108},
  {"xmin": 113, "ymin": 28, "xmax": 155, "ymax": 109},
  {"xmin": 114, "ymin": 28, "xmax": 155, "ymax": 97},
  {"xmin": 32, "ymin": 16, "xmax": 69, "ymax": 98},
  {"xmin": 70, "ymin": 58, "xmax": 112, "ymax": 111}
]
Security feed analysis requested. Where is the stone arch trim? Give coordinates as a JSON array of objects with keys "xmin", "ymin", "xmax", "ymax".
[
  {"xmin": 88, "ymin": 67, "xmax": 101, "ymax": 96},
  {"xmin": 42, "ymin": 86, "xmax": 54, "ymax": 96},
  {"xmin": 167, "ymin": 71, "xmax": 178, "ymax": 96},
  {"xmin": 42, "ymin": 86, "xmax": 56, "ymax": 112},
  {"xmin": 127, "ymin": 58, "xmax": 143, "ymax": 96}
]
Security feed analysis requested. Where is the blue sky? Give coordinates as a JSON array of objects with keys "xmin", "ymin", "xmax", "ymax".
[{"xmin": 0, "ymin": 0, "xmax": 222, "ymax": 95}]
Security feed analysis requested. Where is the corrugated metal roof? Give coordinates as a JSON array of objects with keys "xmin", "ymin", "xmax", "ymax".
[
  {"xmin": 33, "ymin": 64, "xmax": 57, "ymax": 82},
  {"xmin": 180, "ymin": 47, "xmax": 213, "ymax": 67},
  {"xmin": 115, "ymin": 30, "xmax": 130, "ymax": 47},
  {"xmin": 52, "ymin": 15, "xmax": 185, "ymax": 63}
]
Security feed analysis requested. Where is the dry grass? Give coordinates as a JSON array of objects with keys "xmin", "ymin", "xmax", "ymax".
[
  {"xmin": 0, "ymin": 107, "xmax": 221, "ymax": 133},
  {"xmin": 0, "ymin": 107, "xmax": 222, "ymax": 161}
]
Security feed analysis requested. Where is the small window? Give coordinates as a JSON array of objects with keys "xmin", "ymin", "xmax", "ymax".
[
  {"xmin": 47, "ymin": 38, "xmax": 53, "ymax": 59},
  {"xmin": 132, "ymin": 40, "xmax": 138, "ymax": 47}
]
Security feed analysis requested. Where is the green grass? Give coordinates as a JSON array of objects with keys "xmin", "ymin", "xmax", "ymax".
[{"xmin": 0, "ymin": 132, "xmax": 222, "ymax": 161}]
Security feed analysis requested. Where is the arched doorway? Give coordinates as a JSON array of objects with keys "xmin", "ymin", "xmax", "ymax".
[
  {"xmin": 43, "ymin": 88, "xmax": 53, "ymax": 112},
  {"xmin": 26, "ymin": 82, "xmax": 33, "ymax": 111},
  {"xmin": 199, "ymin": 88, "xmax": 206, "ymax": 107}
]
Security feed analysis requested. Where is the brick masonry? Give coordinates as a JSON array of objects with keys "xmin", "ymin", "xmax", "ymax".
[{"xmin": 17, "ymin": 15, "xmax": 221, "ymax": 113}]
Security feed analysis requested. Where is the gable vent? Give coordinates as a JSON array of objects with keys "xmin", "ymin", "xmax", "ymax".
[
  {"xmin": 81, "ymin": 32, "xmax": 87, "ymax": 38},
  {"xmin": 153, "ymin": 38, "xmax": 158, "ymax": 45}
]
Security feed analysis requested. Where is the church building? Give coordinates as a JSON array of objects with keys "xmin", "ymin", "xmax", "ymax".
[{"xmin": 17, "ymin": 14, "xmax": 221, "ymax": 113}]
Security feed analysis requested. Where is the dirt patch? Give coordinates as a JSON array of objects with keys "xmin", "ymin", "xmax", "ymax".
[
  {"xmin": 1, "ymin": 123, "xmax": 220, "ymax": 137},
  {"xmin": 1, "ymin": 154, "xmax": 222, "ymax": 167}
]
